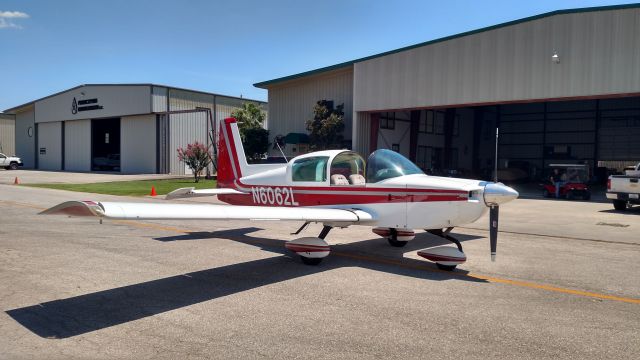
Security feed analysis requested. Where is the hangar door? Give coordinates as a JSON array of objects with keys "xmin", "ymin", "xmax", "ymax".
[
  {"xmin": 92, "ymin": 118, "xmax": 121, "ymax": 171},
  {"xmin": 597, "ymin": 97, "xmax": 640, "ymax": 161},
  {"xmin": 37, "ymin": 122, "xmax": 62, "ymax": 170}
]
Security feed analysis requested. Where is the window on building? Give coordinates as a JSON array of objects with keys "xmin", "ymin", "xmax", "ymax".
[
  {"xmin": 380, "ymin": 112, "xmax": 395, "ymax": 129},
  {"xmin": 450, "ymin": 148, "xmax": 459, "ymax": 169},
  {"xmin": 453, "ymin": 115, "xmax": 460, "ymax": 136},
  {"xmin": 419, "ymin": 111, "xmax": 434, "ymax": 133},
  {"xmin": 434, "ymin": 111, "xmax": 445, "ymax": 134},
  {"xmin": 292, "ymin": 156, "xmax": 329, "ymax": 182}
]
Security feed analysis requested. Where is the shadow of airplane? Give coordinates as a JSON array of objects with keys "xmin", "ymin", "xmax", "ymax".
[{"xmin": 6, "ymin": 227, "xmax": 486, "ymax": 339}]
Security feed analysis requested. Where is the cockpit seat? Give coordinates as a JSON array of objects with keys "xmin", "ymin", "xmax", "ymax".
[
  {"xmin": 330, "ymin": 174, "xmax": 350, "ymax": 185},
  {"xmin": 348, "ymin": 174, "xmax": 366, "ymax": 185}
]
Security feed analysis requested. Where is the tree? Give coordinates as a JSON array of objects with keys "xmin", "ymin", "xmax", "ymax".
[
  {"xmin": 177, "ymin": 141, "xmax": 212, "ymax": 183},
  {"xmin": 231, "ymin": 102, "xmax": 267, "ymax": 139},
  {"xmin": 231, "ymin": 102, "xmax": 269, "ymax": 161},
  {"xmin": 242, "ymin": 127, "xmax": 270, "ymax": 162},
  {"xmin": 306, "ymin": 100, "xmax": 345, "ymax": 150}
]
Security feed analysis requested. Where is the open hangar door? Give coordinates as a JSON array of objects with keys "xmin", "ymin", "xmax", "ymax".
[
  {"xmin": 368, "ymin": 95, "xmax": 639, "ymax": 183},
  {"xmin": 91, "ymin": 118, "xmax": 120, "ymax": 171}
]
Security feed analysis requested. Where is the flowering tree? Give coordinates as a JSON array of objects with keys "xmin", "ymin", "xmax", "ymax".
[{"xmin": 177, "ymin": 141, "xmax": 212, "ymax": 183}]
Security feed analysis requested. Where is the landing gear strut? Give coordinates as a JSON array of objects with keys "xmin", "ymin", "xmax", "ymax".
[{"xmin": 425, "ymin": 227, "xmax": 465, "ymax": 271}]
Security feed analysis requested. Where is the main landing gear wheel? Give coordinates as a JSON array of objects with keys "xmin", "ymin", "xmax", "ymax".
[
  {"xmin": 300, "ymin": 257, "xmax": 323, "ymax": 266},
  {"xmin": 436, "ymin": 263, "xmax": 457, "ymax": 271},
  {"xmin": 387, "ymin": 237, "xmax": 409, "ymax": 247},
  {"xmin": 285, "ymin": 225, "xmax": 332, "ymax": 266},
  {"xmin": 386, "ymin": 228, "xmax": 411, "ymax": 247}
]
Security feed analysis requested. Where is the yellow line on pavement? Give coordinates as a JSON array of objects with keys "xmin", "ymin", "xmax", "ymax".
[{"xmin": 2, "ymin": 199, "xmax": 639, "ymax": 305}]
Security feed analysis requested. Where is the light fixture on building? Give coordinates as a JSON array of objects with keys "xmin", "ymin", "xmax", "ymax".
[{"xmin": 552, "ymin": 52, "xmax": 560, "ymax": 64}]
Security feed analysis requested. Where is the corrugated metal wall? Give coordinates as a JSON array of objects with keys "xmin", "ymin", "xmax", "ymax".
[
  {"xmin": 353, "ymin": 112, "xmax": 371, "ymax": 156},
  {"xmin": 354, "ymin": 8, "xmax": 640, "ymax": 111},
  {"xmin": 266, "ymin": 67, "xmax": 354, "ymax": 156},
  {"xmin": 168, "ymin": 89, "xmax": 214, "ymax": 175},
  {"xmin": 152, "ymin": 86, "xmax": 168, "ymax": 113},
  {"xmin": 15, "ymin": 108, "xmax": 35, "ymax": 168},
  {"xmin": 37, "ymin": 121, "xmax": 62, "ymax": 170},
  {"xmin": 0, "ymin": 115, "xmax": 15, "ymax": 155},
  {"xmin": 121, "ymin": 115, "xmax": 156, "ymax": 173},
  {"xmin": 64, "ymin": 120, "xmax": 91, "ymax": 171}
]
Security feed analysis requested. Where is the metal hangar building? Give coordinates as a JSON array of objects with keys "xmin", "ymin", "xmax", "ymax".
[
  {"xmin": 255, "ymin": 4, "xmax": 640, "ymax": 181},
  {"xmin": 4, "ymin": 84, "xmax": 267, "ymax": 174}
]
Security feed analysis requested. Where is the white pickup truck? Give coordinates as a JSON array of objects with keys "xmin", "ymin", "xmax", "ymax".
[
  {"xmin": 0, "ymin": 153, "xmax": 23, "ymax": 170},
  {"xmin": 606, "ymin": 163, "xmax": 640, "ymax": 210}
]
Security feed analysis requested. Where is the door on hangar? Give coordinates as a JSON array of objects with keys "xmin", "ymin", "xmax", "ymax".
[{"xmin": 92, "ymin": 118, "xmax": 121, "ymax": 171}]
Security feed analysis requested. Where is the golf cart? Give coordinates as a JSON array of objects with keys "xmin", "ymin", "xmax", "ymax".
[{"xmin": 542, "ymin": 164, "xmax": 591, "ymax": 200}]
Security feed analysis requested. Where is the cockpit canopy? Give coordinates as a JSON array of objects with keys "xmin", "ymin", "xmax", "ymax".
[{"xmin": 366, "ymin": 149, "xmax": 424, "ymax": 183}]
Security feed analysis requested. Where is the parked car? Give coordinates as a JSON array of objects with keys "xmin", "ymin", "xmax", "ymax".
[
  {"xmin": 93, "ymin": 154, "xmax": 120, "ymax": 171},
  {"xmin": 0, "ymin": 153, "xmax": 23, "ymax": 170},
  {"xmin": 607, "ymin": 162, "xmax": 640, "ymax": 210}
]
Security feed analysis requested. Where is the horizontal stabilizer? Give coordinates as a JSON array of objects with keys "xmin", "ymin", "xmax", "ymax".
[
  {"xmin": 165, "ymin": 187, "xmax": 245, "ymax": 200},
  {"xmin": 40, "ymin": 201, "xmax": 375, "ymax": 223}
]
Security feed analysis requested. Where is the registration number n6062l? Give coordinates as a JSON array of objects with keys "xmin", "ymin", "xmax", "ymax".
[{"xmin": 251, "ymin": 187, "xmax": 299, "ymax": 206}]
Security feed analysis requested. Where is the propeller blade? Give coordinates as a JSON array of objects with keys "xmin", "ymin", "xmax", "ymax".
[{"xmin": 489, "ymin": 206, "xmax": 499, "ymax": 262}]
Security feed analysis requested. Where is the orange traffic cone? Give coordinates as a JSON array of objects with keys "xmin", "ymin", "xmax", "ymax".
[
  {"xmin": 150, "ymin": 186, "xmax": 157, "ymax": 196},
  {"xmin": 13, "ymin": 177, "xmax": 19, "ymax": 185}
]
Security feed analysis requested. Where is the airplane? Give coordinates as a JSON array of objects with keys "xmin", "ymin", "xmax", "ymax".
[{"xmin": 41, "ymin": 117, "xmax": 519, "ymax": 270}]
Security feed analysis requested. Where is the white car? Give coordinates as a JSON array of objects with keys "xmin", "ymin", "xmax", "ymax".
[
  {"xmin": 0, "ymin": 153, "xmax": 23, "ymax": 170},
  {"xmin": 607, "ymin": 162, "xmax": 640, "ymax": 210}
]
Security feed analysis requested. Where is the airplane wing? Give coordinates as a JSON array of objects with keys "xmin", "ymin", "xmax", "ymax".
[
  {"xmin": 165, "ymin": 187, "xmax": 245, "ymax": 200},
  {"xmin": 39, "ymin": 200, "xmax": 375, "ymax": 223}
]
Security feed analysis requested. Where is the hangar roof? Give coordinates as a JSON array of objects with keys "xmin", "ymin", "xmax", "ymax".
[
  {"xmin": 253, "ymin": 3, "xmax": 640, "ymax": 88},
  {"xmin": 4, "ymin": 83, "xmax": 266, "ymax": 114}
]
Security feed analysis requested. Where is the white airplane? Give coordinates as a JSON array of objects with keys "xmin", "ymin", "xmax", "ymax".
[{"xmin": 42, "ymin": 118, "xmax": 518, "ymax": 270}]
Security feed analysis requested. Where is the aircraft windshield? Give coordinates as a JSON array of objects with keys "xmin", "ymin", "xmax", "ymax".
[{"xmin": 366, "ymin": 149, "xmax": 424, "ymax": 183}]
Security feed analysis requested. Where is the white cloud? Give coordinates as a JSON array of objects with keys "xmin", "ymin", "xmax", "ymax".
[
  {"xmin": 0, "ymin": 10, "xmax": 29, "ymax": 29},
  {"xmin": 0, "ymin": 11, "xmax": 29, "ymax": 18}
]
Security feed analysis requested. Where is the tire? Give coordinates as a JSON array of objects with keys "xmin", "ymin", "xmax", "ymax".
[
  {"xmin": 543, "ymin": 189, "xmax": 550, "ymax": 198},
  {"xmin": 583, "ymin": 192, "xmax": 591, "ymax": 201},
  {"xmin": 8, "ymin": 163, "xmax": 18, "ymax": 170},
  {"xmin": 566, "ymin": 191, "xmax": 574, "ymax": 200},
  {"xmin": 300, "ymin": 256, "xmax": 323, "ymax": 266},
  {"xmin": 613, "ymin": 200, "xmax": 627, "ymax": 211},
  {"xmin": 387, "ymin": 237, "xmax": 409, "ymax": 247},
  {"xmin": 436, "ymin": 263, "xmax": 457, "ymax": 271},
  {"xmin": 3, "ymin": 166, "xmax": 9, "ymax": 170}
]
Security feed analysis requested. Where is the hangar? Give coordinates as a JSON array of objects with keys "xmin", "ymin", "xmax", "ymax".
[
  {"xmin": 4, "ymin": 84, "xmax": 266, "ymax": 174},
  {"xmin": 255, "ymin": 4, "xmax": 640, "ymax": 181},
  {"xmin": 0, "ymin": 113, "xmax": 15, "ymax": 156}
]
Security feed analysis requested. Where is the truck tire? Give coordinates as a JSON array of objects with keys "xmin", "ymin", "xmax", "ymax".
[
  {"xmin": 9, "ymin": 163, "xmax": 18, "ymax": 170},
  {"xmin": 613, "ymin": 200, "xmax": 627, "ymax": 211}
]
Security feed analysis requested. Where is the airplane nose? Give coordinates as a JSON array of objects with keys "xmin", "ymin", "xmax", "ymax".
[{"xmin": 483, "ymin": 183, "xmax": 519, "ymax": 207}]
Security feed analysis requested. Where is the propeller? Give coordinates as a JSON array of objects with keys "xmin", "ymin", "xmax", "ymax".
[{"xmin": 489, "ymin": 205, "xmax": 499, "ymax": 262}]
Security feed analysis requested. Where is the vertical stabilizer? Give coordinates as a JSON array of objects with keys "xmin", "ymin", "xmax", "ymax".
[{"xmin": 217, "ymin": 117, "xmax": 249, "ymax": 188}]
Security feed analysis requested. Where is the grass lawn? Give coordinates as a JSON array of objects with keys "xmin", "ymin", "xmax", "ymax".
[{"xmin": 25, "ymin": 178, "xmax": 217, "ymax": 196}]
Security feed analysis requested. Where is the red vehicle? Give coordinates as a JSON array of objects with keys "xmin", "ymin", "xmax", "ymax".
[{"xmin": 542, "ymin": 164, "xmax": 591, "ymax": 200}]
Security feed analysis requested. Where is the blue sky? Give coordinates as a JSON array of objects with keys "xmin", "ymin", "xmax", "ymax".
[{"xmin": 0, "ymin": 0, "xmax": 636, "ymax": 110}]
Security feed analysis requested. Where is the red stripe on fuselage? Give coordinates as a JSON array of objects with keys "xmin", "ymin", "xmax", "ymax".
[{"xmin": 218, "ymin": 191, "xmax": 466, "ymax": 207}]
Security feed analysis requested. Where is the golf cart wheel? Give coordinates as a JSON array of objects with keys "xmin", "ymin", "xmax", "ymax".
[
  {"xmin": 543, "ymin": 189, "xmax": 551, "ymax": 198},
  {"xmin": 436, "ymin": 263, "xmax": 457, "ymax": 271},
  {"xmin": 613, "ymin": 200, "xmax": 627, "ymax": 211},
  {"xmin": 300, "ymin": 256, "xmax": 323, "ymax": 266},
  {"xmin": 566, "ymin": 191, "xmax": 574, "ymax": 200},
  {"xmin": 387, "ymin": 237, "xmax": 409, "ymax": 247},
  {"xmin": 583, "ymin": 192, "xmax": 591, "ymax": 201}
]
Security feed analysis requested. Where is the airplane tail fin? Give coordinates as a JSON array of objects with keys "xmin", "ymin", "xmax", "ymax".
[{"xmin": 217, "ymin": 117, "xmax": 249, "ymax": 188}]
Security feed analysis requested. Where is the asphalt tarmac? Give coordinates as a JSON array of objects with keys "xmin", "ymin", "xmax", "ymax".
[{"xmin": 1, "ymin": 184, "xmax": 638, "ymax": 359}]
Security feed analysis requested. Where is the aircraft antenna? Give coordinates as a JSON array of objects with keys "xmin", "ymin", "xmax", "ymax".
[{"xmin": 494, "ymin": 127, "xmax": 499, "ymax": 183}]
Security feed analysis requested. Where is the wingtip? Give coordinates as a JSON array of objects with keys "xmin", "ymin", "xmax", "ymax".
[{"xmin": 40, "ymin": 201, "xmax": 104, "ymax": 217}]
